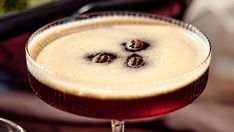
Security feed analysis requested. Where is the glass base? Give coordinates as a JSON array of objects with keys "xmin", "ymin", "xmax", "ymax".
[{"xmin": 111, "ymin": 120, "xmax": 125, "ymax": 132}]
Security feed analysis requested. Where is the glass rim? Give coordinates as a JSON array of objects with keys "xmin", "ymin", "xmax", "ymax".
[
  {"xmin": 25, "ymin": 11, "xmax": 211, "ymax": 99},
  {"xmin": 0, "ymin": 117, "xmax": 25, "ymax": 132}
]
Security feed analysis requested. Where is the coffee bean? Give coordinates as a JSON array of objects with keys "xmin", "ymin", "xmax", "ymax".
[
  {"xmin": 87, "ymin": 53, "xmax": 117, "ymax": 63},
  {"xmin": 123, "ymin": 39, "xmax": 149, "ymax": 52},
  {"xmin": 126, "ymin": 54, "xmax": 145, "ymax": 68}
]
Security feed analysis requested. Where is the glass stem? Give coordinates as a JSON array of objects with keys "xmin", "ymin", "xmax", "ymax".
[{"xmin": 111, "ymin": 120, "xmax": 125, "ymax": 132}]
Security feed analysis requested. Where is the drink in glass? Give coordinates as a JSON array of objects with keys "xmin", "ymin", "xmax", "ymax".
[{"xmin": 26, "ymin": 12, "xmax": 211, "ymax": 131}]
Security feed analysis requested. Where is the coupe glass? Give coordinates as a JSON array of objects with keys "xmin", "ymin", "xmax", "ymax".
[{"xmin": 25, "ymin": 12, "xmax": 211, "ymax": 132}]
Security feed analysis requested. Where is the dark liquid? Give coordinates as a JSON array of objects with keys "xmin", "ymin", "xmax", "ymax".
[{"xmin": 28, "ymin": 70, "xmax": 208, "ymax": 120}]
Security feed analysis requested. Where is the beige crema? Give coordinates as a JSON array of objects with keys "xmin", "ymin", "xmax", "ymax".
[{"xmin": 27, "ymin": 16, "xmax": 211, "ymax": 99}]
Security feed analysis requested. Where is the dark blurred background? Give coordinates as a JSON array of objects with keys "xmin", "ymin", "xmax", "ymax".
[{"xmin": 0, "ymin": 0, "xmax": 233, "ymax": 132}]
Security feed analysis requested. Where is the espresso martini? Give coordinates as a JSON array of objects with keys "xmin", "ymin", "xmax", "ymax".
[{"xmin": 26, "ymin": 14, "xmax": 211, "ymax": 119}]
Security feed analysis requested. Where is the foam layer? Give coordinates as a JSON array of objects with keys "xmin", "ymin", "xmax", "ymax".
[{"xmin": 26, "ymin": 15, "xmax": 211, "ymax": 99}]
